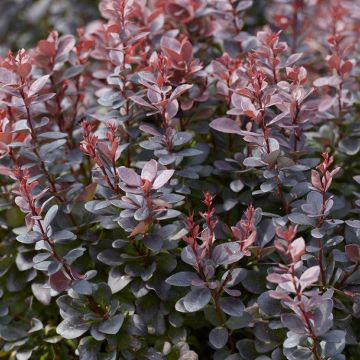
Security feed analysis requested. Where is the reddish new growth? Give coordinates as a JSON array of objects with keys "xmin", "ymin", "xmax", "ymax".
[
  {"xmin": 256, "ymin": 28, "xmax": 286, "ymax": 84},
  {"xmin": 80, "ymin": 121, "xmax": 121, "ymax": 194},
  {"xmin": 12, "ymin": 167, "xmax": 46, "ymax": 228},
  {"xmin": 311, "ymin": 152, "xmax": 340, "ymax": 226},
  {"xmin": 105, "ymin": 122, "xmax": 121, "ymax": 182},
  {"xmin": 161, "ymin": 37, "xmax": 203, "ymax": 80},
  {"xmin": 0, "ymin": 109, "xmax": 24, "ymax": 159},
  {"xmin": 285, "ymin": 65, "xmax": 309, "ymax": 152},
  {"xmin": 117, "ymin": 159, "xmax": 175, "ymax": 237},
  {"xmin": 231, "ymin": 52, "xmax": 272, "ymax": 153},
  {"xmin": 327, "ymin": 2, "xmax": 353, "ymax": 114},
  {"xmin": 183, "ymin": 192, "xmax": 217, "ymax": 267},
  {"xmin": 211, "ymin": 53, "xmax": 243, "ymax": 105},
  {"xmin": 231, "ymin": 204, "xmax": 256, "ymax": 256},
  {"xmin": 313, "ymin": 1, "xmax": 355, "ymax": 117},
  {"xmin": 12, "ymin": 167, "xmax": 82, "ymax": 291},
  {"xmin": 270, "ymin": 0, "xmax": 306, "ymax": 53},
  {"xmin": 271, "ymin": 225, "xmax": 305, "ymax": 285},
  {"xmin": 2, "ymin": 49, "xmax": 32, "ymax": 88},
  {"xmin": 75, "ymin": 28, "xmax": 95, "ymax": 65},
  {"xmin": 148, "ymin": 52, "xmax": 171, "ymax": 88},
  {"xmin": 183, "ymin": 212, "xmax": 200, "ymax": 251},
  {"xmin": 274, "ymin": 224, "xmax": 299, "ymax": 263},
  {"xmin": 80, "ymin": 121, "xmax": 99, "ymax": 160},
  {"xmin": 269, "ymin": 225, "xmax": 322, "ymax": 359},
  {"xmin": 199, "ymin": 191, "xmax": 217, "ymax": 244}
]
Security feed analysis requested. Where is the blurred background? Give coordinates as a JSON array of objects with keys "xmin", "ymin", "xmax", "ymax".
[
  {"xmin": 0, "ymin": 0, "xmax": 270, "ymax": 57},
  {"xmin": 0, "ymin": 0, "xmax": 99, "ymax": 56}
]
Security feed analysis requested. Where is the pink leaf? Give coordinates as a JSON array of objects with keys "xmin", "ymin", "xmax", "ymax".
[
  {"xmin": 284, "ymin": 53, "xmax": 303, "ymax": 67},
  {"xmin": 38, "ymin": 40, "xmax": 56, "ymax": 57},
  {"xmin": 170, "ymin": 84, "xmax": 192, "ymax": 100},
  {"xmin": 326, "ymin": 54, "xmax": 340, "ymax": 70},
  {"xmin": 289, "ymin": 237, "xmax": 305, "ymax": 261},
  {"xmin": 318, "ymin": 95, "xmax": 335, "ymax": 112},
  {"xmin": 267, "ymin": 272, "xmax": 290, "ymax": 284},
  {"xmin": 152, "ymin": 169, "xmax": 175, "ymax": 189},
  {"xmin": 160, "ymin": 36, "xmax": 180, "ymax": 54},
  {"xmin": 341, "ymin": 61, "xmax": 353, "ymax": 75},
  {"xmin": 0, "ymin": 165, "xmax": 12, "ymax": 176},
  {"xmin": 29, "ymin": 75, "xmax": 50, "ymax": 97},
  {"xmin": 269, "ymin": 290, "xmax": 292, "ymax": 301},
  {"xmin": 300, "ymin": 266, "xmax": 320, "ymax": 290},
  {"xmin": 279, "ymin": 281, "xmax": 296, "ymax": 293},
  {"xmin": 180, "ymin": 40, "xmax": 193, "ymax": 64},
  {"xmin": 313, "ymin": 77, "xmax": 329, "ymax": 87},
  {"xmin": 56, "ymin": 35, "xmax": 76, "ymax": 58},
  {"xmin": 17, "ymin": 63, "xmax": 32, "ymax": 78},
  {"xmin": 141, "ymin": 160, "xmax": 158, "ymax": 182},
  {"xmin": 311, "ymin": 170, "xmax": 322, "ymax": 191}
]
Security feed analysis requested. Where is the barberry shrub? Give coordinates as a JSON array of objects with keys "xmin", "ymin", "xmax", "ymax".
[{"xmin": 0, "ymin": 0, "xmax": 359, "ymax": 359}]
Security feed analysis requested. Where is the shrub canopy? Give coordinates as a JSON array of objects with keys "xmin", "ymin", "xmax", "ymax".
[{"xmin": 0, "ymin": 0, "xmax": 359, "ymax": 359}]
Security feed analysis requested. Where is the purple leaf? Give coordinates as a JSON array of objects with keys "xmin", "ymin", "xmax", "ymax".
[
  {"xmin": 183, "ymin": 287, "xmax": 211, "ymax": 312},
  {"xmin": 139, "ymin": 124, "xmax": 161, "ymax": 136},
  {"xmin": 346, "ymin": 220, "xmax": 360, "ymax": 229},
  {"xmin": 49, "ymin": 271, "xmax": 71, "ymax": 292},
  {"xmin": 143, "ymin": 234, "xmax": 163, "ymax": 252},
  {"xmin": 118, "ymin": 167, "xmax": 141, "ymax": 186},
  {"xmin": 57, "ymin": 318, "xmax": 90, "ymax": 339},
  {"xmin": 299, "ymin": 266, "xmax": 320, "ymax": 290},
  {"xmin": 345, "ymin": 244, "xmax": 360, "ymax": 262},
  {"xmin": 236, "ymin": 0, "xmax": 253, "ymax": 11},
  {"xmin": 0, "ymin": 68, "xmax": 18, "ymax": 85},
  {"xmin": 130, "ymin": 95, "xmax": 156, "ymax": 109},
  {"xmin": 147, "ymin": 88, "xmax": 161, "ymax": 104},
  {"xmin": 138, "ymin": 71, "xmax": 156, "ymax": 84},
  {"xmin": 166, "ymin": 272, "xmax": 201, "ymax": 287},
  {"xmin": 44, "ymin": 204, "xmax": 58, "ymax": 228},
  {"xmin": 267, "ymin": 272, "xmax": 292, "ymax": 284},
  {"xmin": 166, "ymin": 99, "xmax": 179, "ymax": 120},
  {"xmin": 219, "ymin": 297, "xmax": 244, "ymax": 316},
  {"xmin": 212, "ymin": 243, "xmax": 243, "ymax": 265},
  {"xmin": 181, "ymin": 246, "xmax": 197, "ymax": 266},
  {"xmin": 313, "ymin": 299, "xmax": 333, "ymax": 336},
  {"xmin": 98, "ymin": 314, "xmax": 124, "ymax": 335},
  {"xmin": 209, "ymin": 327, "xmax": 228, "ymax": 349},
  {"xmin": 209, "ymin": 117, "xmax": 242, "ymax": 134},
  {"xmin": 281, "ymin": 314, "xmax": 306, "ymax": 334},
  {"xmin": 152, "ymin": 169, "xmax": 175, "ymax": 189}
]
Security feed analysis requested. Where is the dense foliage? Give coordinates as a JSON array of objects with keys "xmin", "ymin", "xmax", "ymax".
[{"xmin": 0, "ymin": 0, "xmax": 359, "ymax": 359}]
